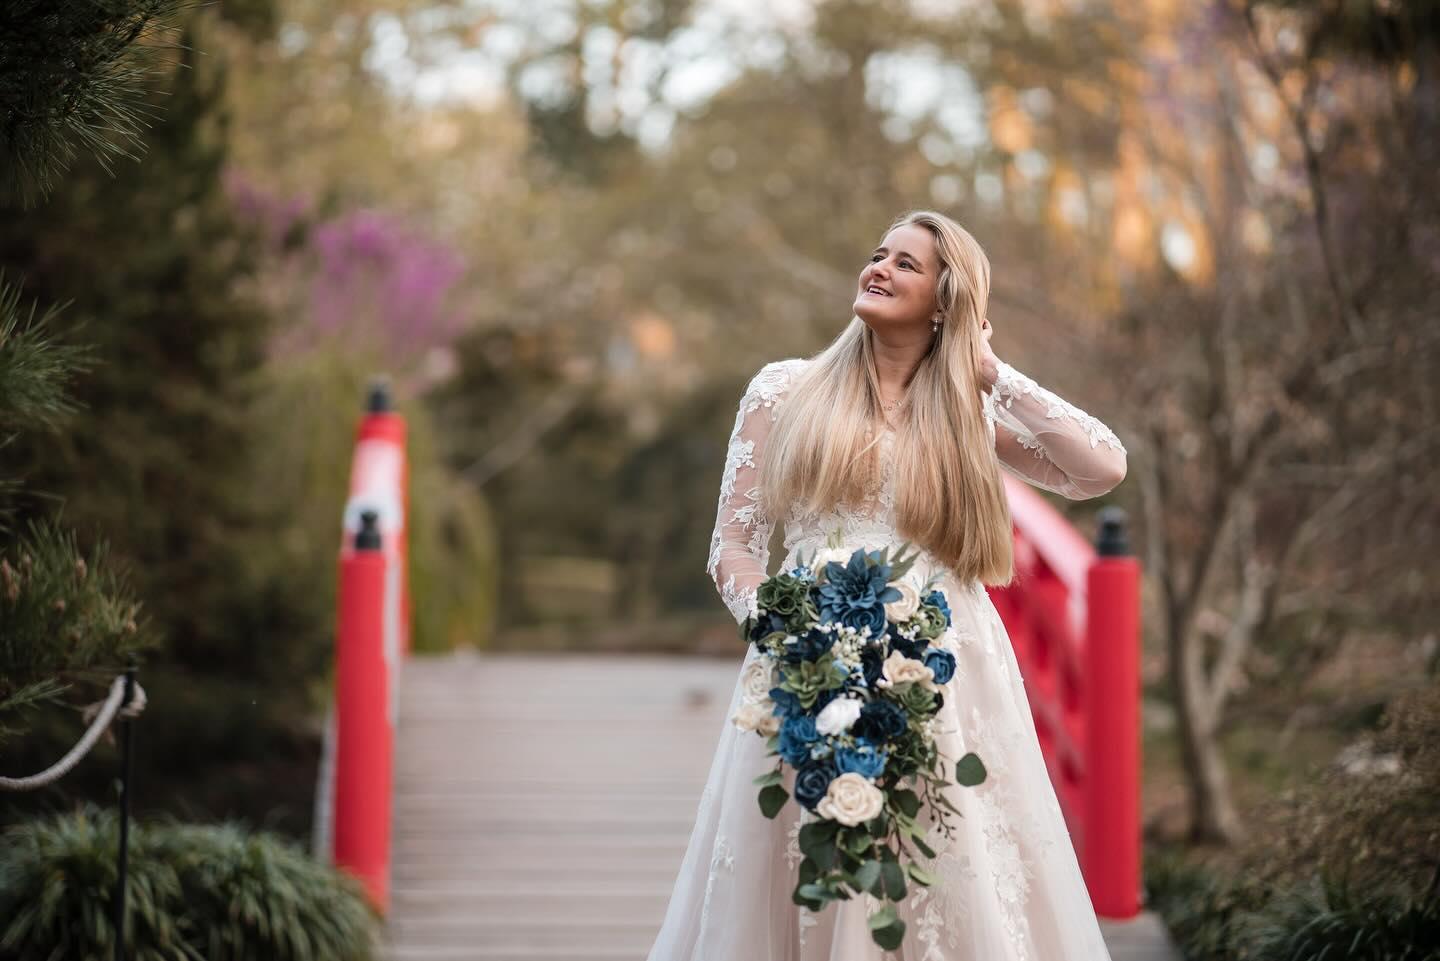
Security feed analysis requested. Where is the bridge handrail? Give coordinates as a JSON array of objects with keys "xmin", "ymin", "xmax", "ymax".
[{"xmin": 995, "ymin": 475, "xmax": 1141, "ymax": 919}]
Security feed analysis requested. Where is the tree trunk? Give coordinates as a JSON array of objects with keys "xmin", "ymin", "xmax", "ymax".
[{"xmin": 1168, "ymin": 611, "xmax": 1246, "ymax": 844}]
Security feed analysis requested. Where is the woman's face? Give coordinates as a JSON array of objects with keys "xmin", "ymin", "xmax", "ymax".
[{"xmin": 853, "ymin": 223, "xmax": 940, "ymax": 332}]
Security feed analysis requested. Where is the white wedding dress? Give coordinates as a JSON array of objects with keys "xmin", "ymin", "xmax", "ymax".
[{"xmin": 645, "ymin": 356, "xmax": 1129, "ymax": 961}]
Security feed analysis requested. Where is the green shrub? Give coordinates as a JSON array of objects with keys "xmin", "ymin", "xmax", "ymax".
[
  {"xmin": 1143, "ymin": 846, "xmax": 1248, "ymax": 961},
  {"xmin": 1241, "ymin": 870, "xmax": 1440, "ymax": 961},
  {"xmin": 1146, "ymin": 682, "xmax": 1440, "ymax": 961},
  {"xmin": 0, "ymin": 805, "xmax": 379, "ymax": 961}
]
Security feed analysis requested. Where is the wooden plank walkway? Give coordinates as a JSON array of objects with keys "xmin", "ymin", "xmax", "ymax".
[{"xmin": 383, "ymin": 651, "xmax": 1181, "ymax": 961}]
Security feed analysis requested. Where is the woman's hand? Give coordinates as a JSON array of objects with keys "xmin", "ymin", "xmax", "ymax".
[{"xmin": 978, "ymin": 316, "xmax": 999, "ymax": 393}]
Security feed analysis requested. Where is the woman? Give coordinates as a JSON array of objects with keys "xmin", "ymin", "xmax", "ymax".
[{"xmin": 647, "ymin": 210, "xmax": 1126, "ymax": 960}]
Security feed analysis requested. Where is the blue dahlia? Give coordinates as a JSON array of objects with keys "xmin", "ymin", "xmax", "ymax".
[{"xmin": 817, "ymin": 550, "xmax": 901, "ymax": 636}]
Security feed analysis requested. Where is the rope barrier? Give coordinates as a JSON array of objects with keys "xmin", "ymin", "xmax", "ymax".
[{"xmin": 0, "ymin": 674, "xmax": 147, "ymax": 791}]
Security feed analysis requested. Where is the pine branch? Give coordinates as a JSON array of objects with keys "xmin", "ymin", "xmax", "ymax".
[
  {"xmin": 0, "ymin": 517, "xmax": 153, "ymax": 745},
  {"xmin": 0, "ymin": 272, "xmax": 93, "ymax": 434},
  {"xmin": 0, "ymin": 0, "xmax": 189, "ymax": 206}
]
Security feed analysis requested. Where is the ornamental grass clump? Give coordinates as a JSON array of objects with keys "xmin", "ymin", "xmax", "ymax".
[{"xmin": 0, "ymin": 804, "xmax": 379, "ymax": 961}]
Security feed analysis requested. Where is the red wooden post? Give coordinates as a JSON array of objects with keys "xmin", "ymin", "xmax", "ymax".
[
  {"xmin": 1083, "ymin": 508, "xmax": 1141, "ymax": 918},
  {"xmin": 333, "ymin": 511, "xmax": 393, "ymax": 912},
  {"xmin": 351, "ymin": 381, "xmax": 410, "ymax": 655}
]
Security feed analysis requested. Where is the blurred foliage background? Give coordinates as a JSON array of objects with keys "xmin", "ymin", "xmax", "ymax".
[{"xmin": 1, "ymin": 0, "xmax": 1436, "ymax": 954}]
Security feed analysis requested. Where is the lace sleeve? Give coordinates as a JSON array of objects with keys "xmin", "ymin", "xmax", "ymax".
[
  {"xmin": 983, "ymin": 359, "xmax": 1128, "ymax": 500},
  {"xmin": 706, "ymin": 359, "xmax": 801, "ymax": 624}
]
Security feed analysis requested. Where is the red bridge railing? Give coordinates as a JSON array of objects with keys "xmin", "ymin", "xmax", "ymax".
[
  {"xmin": 323, "ymin": 381, "xmax": 410, "ymax": 914},
  {"xmin": 989, "ymin": 477, "xmax": 1141, "ymax": 919}
]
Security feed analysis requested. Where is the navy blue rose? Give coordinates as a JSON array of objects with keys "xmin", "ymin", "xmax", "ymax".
[
  {"xmin": 769, "ymin": 686, "xmax": 804, "ymax": 719},
  {"xmin": 778, "ymin": 715, "xmax": 821, "ymax": 766},
  {"xmin": 891, "ymin": 634, "xmax": 931, "ymax": 661},
  {"xmin": 860, "ymin": 646, "xmax": 886, "ymax": 689},
  {"xmin": 924, "ymin": 648, "xmax": 956, "ymax": 685},
  {"xmin": 852, "ymin": 699, "xmax": 908, "ymax": 742},
  {"xmin": 748, "ymin": 610, "xmax": 787, "ymax": 643},
  {"xmin": 817, "ymin": 550, "xmax": 900, "ymax": 635},
  {"xmin": 835, "ymin": 743, "xmax": 888, "ymax": 779},
  {"xmin": 812, "ymin": 685, "xmax": 842, "ymax": 714},
  {"xmin": 782, "ymin": 626, "xmax": 836, "ymax": 664},
  {"xmin": 923, "ymin": 590, "xmax": 952, "ymax": 626},
  {"xmin": 793, "ymin": 757, "xmax": 838, "ymax": 810}
]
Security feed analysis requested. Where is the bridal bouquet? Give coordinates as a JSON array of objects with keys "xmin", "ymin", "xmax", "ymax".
[{"xmin": 732, "ymin": 538, "xmax": 987, "ymax": 952}]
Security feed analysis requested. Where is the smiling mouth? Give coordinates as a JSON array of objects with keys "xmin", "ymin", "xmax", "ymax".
[{"xmin": 864, "ymin": 286, "xmax": 892, "ymax": 297}]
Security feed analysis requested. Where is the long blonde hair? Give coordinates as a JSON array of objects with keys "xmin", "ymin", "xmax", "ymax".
[{"xmin": 758, "ymin": 210, "xmax": 1015, "ymax": 586}]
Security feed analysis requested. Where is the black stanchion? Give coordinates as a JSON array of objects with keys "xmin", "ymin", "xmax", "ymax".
[{"xmin": 112, "ymin": 658, "xmax": 137, "ymax": 961}]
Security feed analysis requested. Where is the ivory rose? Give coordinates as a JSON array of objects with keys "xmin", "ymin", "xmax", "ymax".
[
  {"xmin": 883, "ymin": 579, "xmax": 921, "ymax": 621},
  {"xmin": 741, "ymin": 659, "xmax": 777, "ymax": 702},
  {"xmin": 732, "ymin": 700, "xmax": 780, "ymax": 736},
  {"xmin": 816, "ymin": 772, "xmax": 885, "ymax": 826},
  {"xmin": 876, "ymin": 649, "xmax": 939, "ymax": 692}
]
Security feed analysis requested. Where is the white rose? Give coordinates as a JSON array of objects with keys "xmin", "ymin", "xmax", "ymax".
[
  {"xmin": 815, "ymin": 696, "xmax": 864, "ymax": 736},
  {"xmin": 883, "ymin": 580, "xmax": 921, "ymax": 622},
  {"xmin": 741, "ymin": 660, "xmax": 777, "ymax": 702},
  {"xmin": 876, "ymin": 649, "xmax": 938, "ymax": 692},
  {"xmin": 816, "ymin": 772, "xmax": 885, "ymax": 827},
  {"xmin": 731, "ymin": 700, "xmax": 780, "ymax": 736}
]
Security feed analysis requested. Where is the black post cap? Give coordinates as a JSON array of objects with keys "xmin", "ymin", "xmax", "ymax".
[
  {"xmin": 366, "ymin": 377, "xmax": 393, "ymax": 413},
  {"xmin": 1095, "ymin": 505, "xmax": 1130, "ymax": 557},
  {"xmin": 355, "ymin": 510, "xmax": 383, "ymax": 551}
]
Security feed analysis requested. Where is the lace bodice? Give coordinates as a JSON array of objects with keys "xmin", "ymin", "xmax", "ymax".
[{"xmin": 706, "ymin": 357, "xmax": 1127, "ymax": 624}]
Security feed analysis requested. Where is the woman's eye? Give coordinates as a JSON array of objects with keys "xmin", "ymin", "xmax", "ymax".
[
  {"xmin": 900, "ymin": 259, "xmax": 914, "ymax": 269},
  {"xmin": 869, "ymin": 254, "xmax": 883, "ymax": 263}
]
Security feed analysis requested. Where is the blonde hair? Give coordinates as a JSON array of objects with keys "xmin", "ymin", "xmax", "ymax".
[{"xmin": 758, "ymin": 209, "xmax": 1015, "ymax": 586}]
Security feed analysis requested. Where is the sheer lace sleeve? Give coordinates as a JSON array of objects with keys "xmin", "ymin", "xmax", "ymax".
[
  {"xmin": 983, "ymin": 359, "xmax": 1127, "ymax": 500},
  {"xmin": 706, "ymin": 359, "xmax": 802, "ymax": 624}
]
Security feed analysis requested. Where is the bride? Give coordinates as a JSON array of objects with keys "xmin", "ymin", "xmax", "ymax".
[{"xmin": 646, "ymin": 209, "xmax": 1127, "ymax": 960}]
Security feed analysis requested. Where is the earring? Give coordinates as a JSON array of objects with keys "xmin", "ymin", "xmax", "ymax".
[{"xmin": 932, "ymin": 317, "xmax": 941, "ymax": 333}]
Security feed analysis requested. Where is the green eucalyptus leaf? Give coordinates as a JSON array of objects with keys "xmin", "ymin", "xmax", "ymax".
[
  {"xmin": 871, "ymin": 918, "xmax": 906, "ymax": 951},
  {"xmin": 906, "ymin": 862, "xmax": 937, "ymax": 886},
  {"xmin": 866, "ymin": 904, "xmax": 898, "ymax": 930},
  {"xmin": 955, "ymin": 752, "xmax": 987, "ymax": 787},
  {"xmin": 854, "ymin": 860, "xmax": 882, "ymax": 895},
  {"xmin": 881, "ymin": 860, "xmax": 908, "ymax": 900},
  {"xmin": 797, "ymin": 883, "xmax": 837, "ymax": 904},
  {"xmin": 758, "ymin": 785, "xmax": 789, "ymax": 819}
]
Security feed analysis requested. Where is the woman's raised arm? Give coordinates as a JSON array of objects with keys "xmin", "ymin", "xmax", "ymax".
[{"xmin": 984, "ymin": 359, "xmax": 1127, "ymax": 500}]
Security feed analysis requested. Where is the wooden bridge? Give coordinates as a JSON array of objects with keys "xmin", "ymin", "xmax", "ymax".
[{"xmin": 380, "ymin": 651, "xmax": 1182, "ymax": 961}]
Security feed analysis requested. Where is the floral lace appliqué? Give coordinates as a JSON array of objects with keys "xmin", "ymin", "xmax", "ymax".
[
  {"xmin": 699, "ymin": 831, "xmax": 735, "ymax": 937},
  {"xmin": 990, "ymin": 360, "xmax": 1126, "ymax": 454}
]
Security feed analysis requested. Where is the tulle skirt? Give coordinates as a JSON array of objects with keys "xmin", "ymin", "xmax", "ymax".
[{"xmin": 645, "ymin": 567, "xmax": 1114, "ymax": 961}]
